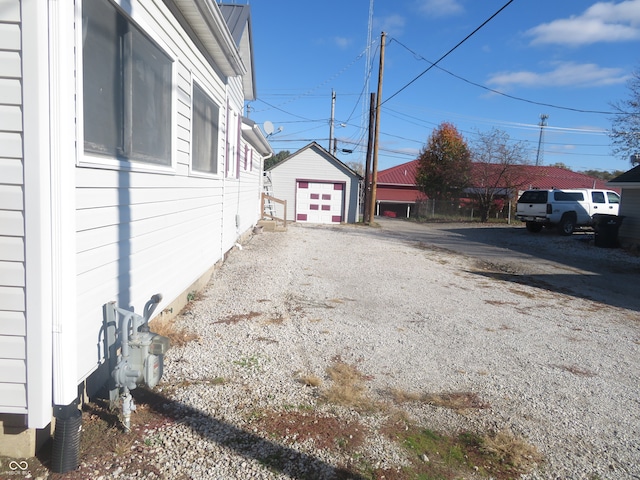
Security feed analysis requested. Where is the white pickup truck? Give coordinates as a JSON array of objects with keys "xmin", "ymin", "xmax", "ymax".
[{"xmin": 516, "ymin": 188, "xmax": 620, "ymax": 235}]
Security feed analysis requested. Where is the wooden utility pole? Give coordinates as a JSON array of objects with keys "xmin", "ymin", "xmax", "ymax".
[
  {"xmin": 369, "ymin": 31, "xmax": 385, "ymax": 223},
  {"xmin": 363, "ymin": 92, "xmax": 376, "ymax": 223}
]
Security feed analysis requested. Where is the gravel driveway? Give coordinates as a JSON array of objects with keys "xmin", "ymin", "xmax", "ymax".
[{"xmin": 81, "ymin": 220, "xmax": 640, "ymax": 479}]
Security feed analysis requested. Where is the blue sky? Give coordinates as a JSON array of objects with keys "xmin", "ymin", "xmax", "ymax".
[{"xmin": 245, "ymin": 0, "xmax": 639, "ymax": 174}]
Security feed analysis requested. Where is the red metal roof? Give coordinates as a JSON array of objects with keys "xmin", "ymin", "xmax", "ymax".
[
  {"xmin": 508, "ymin": 164, "xmax": 615, "ymax": 191},
  {"xmin": 377, "ymin": 160, "xmax": 420, "ymax": 185},
  {"xmin": 376, "ymin": 161, "xmax": 617, "ymax": 192},
  {"xmin": 376, "ymin": 185, "xmax": 426, "ymax": 202}
]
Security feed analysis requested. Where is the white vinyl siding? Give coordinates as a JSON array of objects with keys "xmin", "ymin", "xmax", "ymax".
[
  {"xmin": 2, "ymin": 0, "xmax": 268, "ymax": 425},
  {"xmin": 73, "ymin": 0, "xmax": 261, "ymax": 382},
  {"xmin": 0, "ymin": 0, "xmax": 26, "ymax": 412}
]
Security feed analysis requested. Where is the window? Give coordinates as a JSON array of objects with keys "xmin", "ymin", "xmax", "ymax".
[
  {"xmin": 518, "ymin": 191, "xmax": 548, "ymax": 204},
  {"xmin": 554, "ymin": 191, "xmax": 584, "ymax": 202},
  {"xmin": 83, "ymin": 0, "xmax": 172, "ymax": 165},
  {"xmin": 591, "ymin": 192, "xmax": 605, "ymax": 204},
  {"xmin": 607, "ymin": 192, "xmax": 620, "ymax": 204},
  {"xmin": 192, "ymin": 83, "xmax": 220, "ymax": 174}
]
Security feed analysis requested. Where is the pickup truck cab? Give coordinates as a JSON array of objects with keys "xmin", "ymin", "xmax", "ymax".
[{"xmin": 516, "ymin": 188, "xmax": 620, "ymax": 235}]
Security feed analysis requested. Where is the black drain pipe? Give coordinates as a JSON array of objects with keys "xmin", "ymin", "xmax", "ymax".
[{"xmin": 51, "ymin": 401, "xmax": 82, "ymax": 473}]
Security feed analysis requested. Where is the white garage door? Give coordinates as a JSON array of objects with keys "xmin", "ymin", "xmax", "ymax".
[{"xmin": 296, "ymin": 181, "xmax": 344, "ymax": 224}]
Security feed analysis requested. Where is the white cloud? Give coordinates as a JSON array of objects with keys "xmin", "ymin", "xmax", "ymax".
[
  {"xmin": 415, "ymin": 0, "xmax": 464, "ymax": 18},
  {"xmin": 487, "ymin": 62, "xmax": 631, "ymax": 88},
  {"xmin": 374, "ymin": 14, "xmax": 406, "ymax": 36},
  {"xmin": 526, "ymin": 0, "xmax": 640, "ymax": 46},
  {"xmin": 333, "ymin": 36, "xmax": 352, "ymax": 49}
]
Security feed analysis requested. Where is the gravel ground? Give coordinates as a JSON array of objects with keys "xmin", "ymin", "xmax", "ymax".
[{"xmin": 45, "ymin": 221, "xmax": 640, "ymax": 479}]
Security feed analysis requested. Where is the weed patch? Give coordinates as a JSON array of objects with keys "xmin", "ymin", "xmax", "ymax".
[
  {"xmin": 381, "ymin": 417, "xmax": 542, "ymax": 480},
  {"xmin": 149, "ymin": 318, "xmax": 199, "ymax": 347},
  {"xmin": 321, "ymin": 360, "xmax": 376, "ymax": 410},
  {"xmin": 233, "ymin": 355, "xmax": 262, "ymax": 370},
  {"xmin": 296, "ymin": 373, "xmax": 322, "ymax": 387},
  {"xmin": 385, "ymin": 389, "xmax": 490, "ymax": 412},
  {"xmin": 481, "ymin": 429, "xmax": 543, "ymax": 472},
  {"xmin": 215, "ymin": 311, "xmax": 261, "ymax": 324}
]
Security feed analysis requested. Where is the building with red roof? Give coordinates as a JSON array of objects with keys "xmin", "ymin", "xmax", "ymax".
[{"xmin": 375, "ymin": 160, "xmax": 616, "ymax": 218}]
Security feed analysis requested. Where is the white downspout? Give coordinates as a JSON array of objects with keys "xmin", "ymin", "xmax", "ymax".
[
  {"xmin": 49, "ymin": 0, "xmax": 78, "ymax": 407},
  {"xmin": 22, "ymin": 0, "xmax": 53, "ymax": 429}
]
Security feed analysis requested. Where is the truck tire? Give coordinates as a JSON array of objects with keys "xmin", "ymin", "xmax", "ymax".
[
  {"xmin": 558, "ymin": 213, "xmax": 576, "ymax": 235},
  {"xmin": 526, "ymin": 222, "xmax": 543, "ymax": 233}
]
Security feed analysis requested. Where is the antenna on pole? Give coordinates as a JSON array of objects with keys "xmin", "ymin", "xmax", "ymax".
[
  {"xmin": 329, "ymin": 90, "xmax": 336, "ymax": 154},
  {"xmin": 360, "ymin": 0, "xmax": 375, "ymax": 163},
  {"xmin": 535, "ymin": 114, "xmax": 548, "ymax": 166}
]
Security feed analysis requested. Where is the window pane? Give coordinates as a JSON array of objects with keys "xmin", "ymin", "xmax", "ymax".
[
  {"xmin": 591, "ymin": 192, "xmax": 605, "ymax": 203},
  {"xmin": 83, "ymin": 0, "xmax": 172, "ymax": 165},
  {"xmin": 131, "ymin": 27, "xmax": 172, "ymax": 164},
  {"xmin": 83, "ymin": 0, "xmax": 123, "ymax": 155},
  {"xmin": 192, "ymin": 84, "xmax": 219, "ymax": 174}
]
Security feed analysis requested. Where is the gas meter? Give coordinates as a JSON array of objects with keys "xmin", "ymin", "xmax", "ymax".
[{"xmin": 109, "ymin": 294, "xmax": 170, "ymax": 430}]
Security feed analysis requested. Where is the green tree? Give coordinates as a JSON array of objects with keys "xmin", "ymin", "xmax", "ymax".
[
  {"xmin": 610, "ymin": 69, "xmax": 640, "ymax": 163},
  {"xmin": 264, "ymin": 150, "xmax": 290, "ymax": 170},
  {"xmin": 470, "ymin": 128, "xmax": 530, "ymax": 222},
  {"xmin": 415, "ymin": 122, "xmax": 471, "ymax": 200}
]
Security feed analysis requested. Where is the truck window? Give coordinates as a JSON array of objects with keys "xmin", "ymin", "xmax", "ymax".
[
  {"xmin": 607, "ymin": 192, "xmax": 620, "ymax": 204},
  {"xmin": 591, "ymin": 192, "xmax": 605, "ymax": 204},
  {"xmin": 518, "ymin": 191, "xmax": 548, "ymax": 203},
  {"xmin": 554, "ymin": 191, "xmax": 584, "ymax": 201}
]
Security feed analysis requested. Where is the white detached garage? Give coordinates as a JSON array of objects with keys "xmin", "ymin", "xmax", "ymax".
[{"xmin": 267, "ymin": 142, "xmax": 361, "ymax": 224}]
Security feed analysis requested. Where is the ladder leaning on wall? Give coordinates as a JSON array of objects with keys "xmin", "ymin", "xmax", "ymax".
[{"xmin": 263, "ymin": 171, "xmax": 275, "ymax": 218}]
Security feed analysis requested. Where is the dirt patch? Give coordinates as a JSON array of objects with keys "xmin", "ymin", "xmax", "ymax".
[
  {"xmin": 254, "ymin": 410, "xmax": 367, "ymax": 452},
  {"xmin": 215, "ymin": 311, "xmax": 262, "ymax": 324}
]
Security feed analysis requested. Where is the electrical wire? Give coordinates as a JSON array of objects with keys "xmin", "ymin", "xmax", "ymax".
[
  {"xmin": 252, "ymin": 45, "xmax": 371, "ymax": 114},
  {"xmin": 254, "ymin": 98, "xmax": 321, "ymax": 122},
  {"xmin": 390, "ymin": 38, "xmax": 622, "ymax": 116},
  {"xmin": 382, "ymin": 0, "xmax": 515, "ymax": 106}
]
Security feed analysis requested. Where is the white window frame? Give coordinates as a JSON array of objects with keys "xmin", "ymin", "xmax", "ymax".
[
  {"xmin": 189, "ymin": 80, "xmax": 222, "ymax": 178},
  {"xmin": 76, "ymin": 0, "xmax": 177, "ymax": 174}
]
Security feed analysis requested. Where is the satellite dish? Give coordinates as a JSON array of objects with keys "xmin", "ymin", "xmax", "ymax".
[{"xmin": 263, "ymin": 121, "xmax": 274, "ymax": 136}]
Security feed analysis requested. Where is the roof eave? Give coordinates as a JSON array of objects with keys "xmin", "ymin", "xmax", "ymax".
[
  {"xmin": 242, "ymin": 117, "xmax": 273, "ymax": 157},
  {"xmin": 171, "ymin": 0, "xmax": 246, "ymax": 77},
  {"xmin": 608, "ymin": 181, "xmax": 640, "ymax": 187}
]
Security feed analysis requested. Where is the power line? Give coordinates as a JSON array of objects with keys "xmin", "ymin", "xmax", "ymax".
[
  {"xmin": 252, "ymin": 45, "xmax": 370, "ymax": 114},
  {"xmin": 382, "ymin": 0, "xmax": 515, "ymax": 105},
  {"xmin": 390, "ymin": 38, "xmax": 621, "ymax": 115},
  {"xmin": 254, "ymin": 98, "xmax": 320, "ymax": 122}
]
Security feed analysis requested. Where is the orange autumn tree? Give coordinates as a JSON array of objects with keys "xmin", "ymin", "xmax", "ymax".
[{"xmin": 415, "ymin": 122, "xmax": 472, "ymax": 201}]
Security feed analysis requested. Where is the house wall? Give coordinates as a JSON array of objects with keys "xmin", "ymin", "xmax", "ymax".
[
  {"xmin": 0, "ymin": 0, "xmax": 27, "ymax": 415},
  {"xmin": 219, "ymin": 76, "xmax": 262, "ymax": 251},
  {"xmin": 618, "ymin": 188, "xmax": 640, "ymax": 247},
  {"xmin": 74, "ymin": 0, "xmax": 262, "ymax": 384},
  {"xmin": 269, "ymin": 146, "xmax": 359, "ymax": 223},
  {"xmin": 0, "ymin": 0, "xmax": 267, "ymax": 431}
]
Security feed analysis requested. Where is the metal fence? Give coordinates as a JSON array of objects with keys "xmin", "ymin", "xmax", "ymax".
[{"xmin": 378, "ymin": 198, "xmax": 514, "ymax": 223}]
